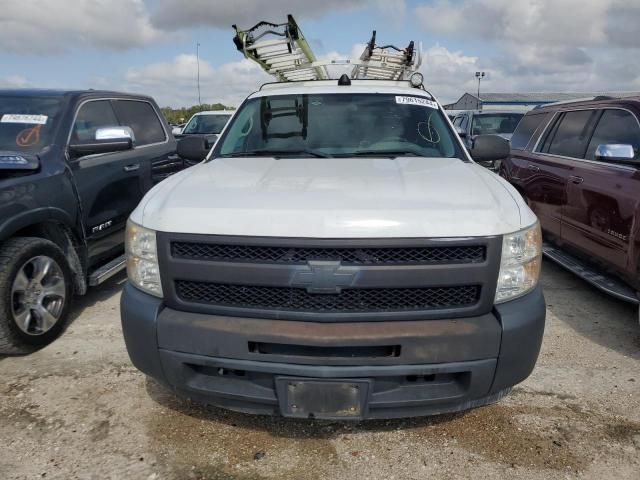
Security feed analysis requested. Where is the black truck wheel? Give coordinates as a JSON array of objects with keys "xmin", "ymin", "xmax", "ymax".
[{"xmin": 0, "ymin": 237, "xmax": 73, "ymax": 354}]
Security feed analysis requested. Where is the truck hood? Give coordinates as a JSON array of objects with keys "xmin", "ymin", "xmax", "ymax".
[{"xmin": 135, "ymin": 156, "xmax": 532, "ymax": 238}]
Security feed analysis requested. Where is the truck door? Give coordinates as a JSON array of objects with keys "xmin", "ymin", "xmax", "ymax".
[
  {"xmin": 67, "ymin": 99, "xmax": 146, "ymax": 265},
  {"xmin": 111, "ymin": 99, "xmax": 180, "ymax": 186},
  {"xmin": 562, "ymin": 108, "xmax": 640, "ymax": 275}
]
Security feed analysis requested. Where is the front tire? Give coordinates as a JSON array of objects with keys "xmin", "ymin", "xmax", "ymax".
[{"xmin": 0, "ymin": 237, "xmax": 73, "ymax": 354}]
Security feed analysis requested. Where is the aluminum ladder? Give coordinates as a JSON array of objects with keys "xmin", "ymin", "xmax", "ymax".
[
  {"xmin": 233, "ymin": 15, "xmax": 421, "ymax": 82},
  {"xmin": 350, "ymin": 31, "xmax": 419, "ymax": 80},
  {"xmin": 233, "ymin": 15, "xmax": 328, "ymax": 82}
]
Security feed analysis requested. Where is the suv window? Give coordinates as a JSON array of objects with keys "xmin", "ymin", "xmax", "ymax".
[
  {"xmin": 511, "ymin": 113, "xmax": 550, "ymax": 150},
  {"xmin": 585, "ymin": 109, "xmax": 640, "ymax": 160},
  {"xmin": 72, "ymin": 100, "xmax": 119, "ymax": 143},
  {"xmin": 112, "ymin": 100, "xmax": 166, "ymax": 146},
  {"xmin": 540, "ymin": 110, "xmax": 597, "ymax": 159}
]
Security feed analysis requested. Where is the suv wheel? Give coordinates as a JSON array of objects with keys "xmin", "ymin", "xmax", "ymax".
[{"xmin": 0, "ymin": 237, "xmax": 73, "ymax": 354}]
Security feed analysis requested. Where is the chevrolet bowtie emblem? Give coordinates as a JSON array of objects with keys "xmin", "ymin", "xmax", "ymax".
[{"xmin": 291, "ymin": 260, "xmax": 358, "ymax": 294}]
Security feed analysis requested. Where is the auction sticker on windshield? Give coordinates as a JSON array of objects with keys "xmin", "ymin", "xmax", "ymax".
[
  {"xmin": 395, "ymin": 96, "xmax": 438, "ymax": 109},
  {"xmin": 1, "ymin": 114, "xmax": 48, "ymax": 124}
]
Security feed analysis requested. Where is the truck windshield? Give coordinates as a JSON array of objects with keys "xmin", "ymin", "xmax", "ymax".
[
  {"xmin": 0, "ymin": 96, "xmax": 64, "ymax": 153},
  {"xmin": 215, "ymin": 93, "xmax": 464, "ymax": 159},
  {"xmin": 471, "ymin": 113, "xmax": 524, "ymax": 136},
  {"xmin": 183, "ymin": 114, "xmax": 232, "ymax": 134}
]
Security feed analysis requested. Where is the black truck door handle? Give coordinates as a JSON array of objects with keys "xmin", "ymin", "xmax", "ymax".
[
  {"xmin": 569, "ymin": 175, "xmax": 584, "ymax": 184},
  {"xmin": 123, "ymin": 164, "xmax": 140, "ymax": 172},
  {"xmin": 527, "ymin": 164, "xmax": 540, "ymax": 172}
]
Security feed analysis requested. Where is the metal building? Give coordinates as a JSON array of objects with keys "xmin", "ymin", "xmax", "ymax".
[{"xmin": 443, "ymin": 92, "xmax": 640, "ymax": 112}]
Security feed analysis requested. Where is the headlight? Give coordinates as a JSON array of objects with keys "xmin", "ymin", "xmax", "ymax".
[
  {"xmin": 126, "ymin": 220, "xmax": 163, "ymax": 298},
  {"xmin": 495, "ymin": 222, "xmax": 542, "ymax": 303}
]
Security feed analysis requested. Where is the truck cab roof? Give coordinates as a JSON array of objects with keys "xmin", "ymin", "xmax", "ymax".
[
  {"xmin": 254, "ymin": 79, "xmax": 435, "ymax": 99},
  {"xmin": 0, "ymin": 89, "xmax": 157, "ymax": 103}
]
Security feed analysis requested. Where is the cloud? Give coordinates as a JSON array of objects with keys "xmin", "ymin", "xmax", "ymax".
[
  {"xmin": 0, "ymin": 0, "xmax": 163, "ymax": 54},
  {"xmin": 125, "ymin": 54, "xmax": 271, "ymax": 108},
  {"xmin": 0, "ymin": 75, "xmax": 29, "ymax": 88},
  {"xmin": 415, "ymin": 0, "xmax": 612, "ymax": 47},
  {"xmin": 418, "ymin": 45, "xmax": 481, "ymax": 102},
  {"xmin": 605, "ymin": 4, "xmax": 640, "ymax": 49},
  {"xmin": 151, "ymin": 0, "xmax": 406, "ymax": 30},
  {"xmin": 0, "ymin": 0, "xmax": 407, "ymax": 55},
  {"xmin": 414, "ymin": 0, "xmax": 640, "ymax": 94}
]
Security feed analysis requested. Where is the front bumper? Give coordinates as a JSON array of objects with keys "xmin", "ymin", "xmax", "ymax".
[{"xmin": 121, "ymin": 283, "xmax": 545, "ymax": 419}]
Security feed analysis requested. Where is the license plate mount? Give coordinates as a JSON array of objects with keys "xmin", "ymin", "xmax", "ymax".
[{"xmin": 275, "ymin": 378, "xmax": 370, "ymax": 420}]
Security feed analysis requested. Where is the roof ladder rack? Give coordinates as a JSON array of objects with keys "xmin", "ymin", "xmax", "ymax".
[
  {"xmin": 350, "ymin": 31, "xmax": 420, "ymax": 81},
  {"xmin": 233, "ymin": 15, "xmax": 421, "ymax": 82},
  {"xmin": 233, "ymin": 15, "xmax": 328, "ymax": 82}
]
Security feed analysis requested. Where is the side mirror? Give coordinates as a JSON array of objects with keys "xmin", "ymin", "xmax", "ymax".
[
  {"xmin": 69, "ymin": 126, "xmax": 134, "ymax": 158},
  {"xmin": 469, "ymin": 134, "xmax": 510, "ymax": 162},
  {"xmin": 177, "ymin": 135, "xmax": 214, "ymax": 162},
  {"xmin": 172, "ymin": 126, "xmax": 183, "ymax": 136},
  {"xmin": 455, "ymin": 126, "xmax": 467, "ymax": 138},
  {"xmin": 95, "ymin": 126, "xmax": 135, "ymax": 142},
  {"xmin": 595, "ymin": 144, "xmax": 637, "ymax": 164}
]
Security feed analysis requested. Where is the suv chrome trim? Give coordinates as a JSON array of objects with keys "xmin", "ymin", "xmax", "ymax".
[{"xmin": 532, "ymin": 153, "xmax": 638, "ymax": 172}]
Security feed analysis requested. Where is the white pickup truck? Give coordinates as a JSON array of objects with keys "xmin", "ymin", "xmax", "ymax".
[{"xmin": 120, "ymin": 75, "xmax": 545, "ymax": 420}]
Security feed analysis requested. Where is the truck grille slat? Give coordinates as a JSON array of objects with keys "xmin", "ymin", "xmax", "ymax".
[
  {"xmin": 175, "ymin": 281, "xmax": 481, "ymax": 313},
  {"xmin": 171, "ymin": 242, "xmax": 485, "ymax": 265}
]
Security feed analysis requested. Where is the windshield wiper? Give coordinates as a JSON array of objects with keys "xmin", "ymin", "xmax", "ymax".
[
  {"xmin": 219, "ymin": 149, "xmax": 330, "ymax": 158},
  {"xmin": 346, "ymin": 150, "xmax": 421, "ymax": 158}
]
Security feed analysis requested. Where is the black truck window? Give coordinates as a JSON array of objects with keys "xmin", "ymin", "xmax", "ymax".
[
  {"xmin": 0, "ymin": 96, "xmax": 64, "ymax": 153},
  {"xmin": 112, "ymin": 100, "xmax": 166, "ymax": 146},
  {"xmin": 72, "ymin": 100, "xmax": 119, "ymax": 143}
]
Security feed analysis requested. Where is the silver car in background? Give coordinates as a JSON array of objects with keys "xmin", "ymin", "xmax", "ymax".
[{"xmin": 451, "ymin": 110, "xmax": 525, "ymax": 170}]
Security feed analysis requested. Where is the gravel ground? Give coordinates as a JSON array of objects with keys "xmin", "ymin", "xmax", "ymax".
[{"xmin": 1, "ymin": 259, "xmax": 639, "ymax": 480}]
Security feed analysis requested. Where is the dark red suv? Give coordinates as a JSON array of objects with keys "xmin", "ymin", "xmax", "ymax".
[{"xmin": 500, "ymin": 96, "xmax": 640, "ymax": 306}]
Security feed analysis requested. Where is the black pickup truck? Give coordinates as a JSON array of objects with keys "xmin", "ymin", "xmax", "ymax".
[{"xmin": 0, "ymin": 89, "xmax": 184, "ymax": 353}]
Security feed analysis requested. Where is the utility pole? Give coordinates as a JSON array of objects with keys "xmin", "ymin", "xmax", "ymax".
[
  {"xmin": 475, "ymin": 71, "xmax": 485, "ymax": 110},
  {"xmin": 196, "ymin": 42, "xmax": 202, "ymax": 109}
]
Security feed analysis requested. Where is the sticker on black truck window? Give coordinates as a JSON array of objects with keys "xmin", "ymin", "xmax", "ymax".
[
  {"xmin": 1, "ymin": 114, "xmax": 48, "ymax": 124},
  {"xmin": 395, "ymin": 96, "xmax": 438, "ymax": 109}
]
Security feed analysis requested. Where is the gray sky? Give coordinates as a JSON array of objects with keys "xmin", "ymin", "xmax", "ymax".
[{"xmin": 1, "ymin": 0, "xmax": 638, "ymax": 107}]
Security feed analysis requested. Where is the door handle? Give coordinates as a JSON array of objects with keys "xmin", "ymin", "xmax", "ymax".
[
  {"xmin": 527, "ymin": 164, "xmax": 540, "ymax": 172},
  {"xmin": 123, "ymin": 163, "xmax": 140, "ymax": 172},
  {"xmin": 569, "ymin": 175, "xmax": 584, "ymax": 184}
]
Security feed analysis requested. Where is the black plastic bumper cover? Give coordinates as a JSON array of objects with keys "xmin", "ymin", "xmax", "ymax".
[{"xmin": 121, "ymin": 283, "xmax": 545, "ymax": 419}]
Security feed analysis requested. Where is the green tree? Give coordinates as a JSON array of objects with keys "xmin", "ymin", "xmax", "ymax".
[{"xmin": 161, "ymin": 103, "xmax": 235, "ymax": 124}]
